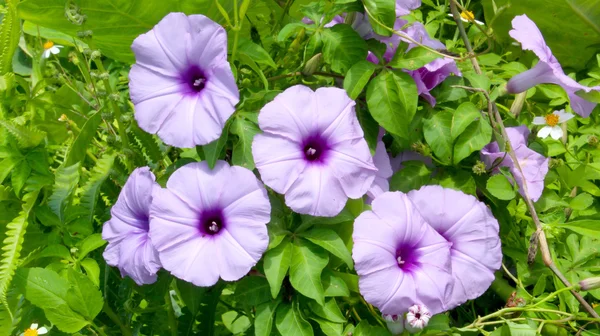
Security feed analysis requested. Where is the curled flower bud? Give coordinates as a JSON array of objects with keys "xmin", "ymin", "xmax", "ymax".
[
  {"xmin": 411, "ymin": 141, "xmax": 431, "ymax": 157},
  {"xmin": 76, "ymin": 30, "xmax": 93, "ymax": 38},
  {"xmin": 302, "ymin": 53, "xmax": 322, "ymax": 76},
  {"xmin": 580, "ymin": 277, "xmax": 600, "ymax": 291},
  {"xmin": 58, "ymin": 114, "xmax": 68, "ymax": 122},
  {"xmin": 68, "ymin": 51, "xmax": 79, "ymax": 64},
  {"xmin": 549, "ymin": 158, "xmax": 564, "ymax": 168},
  {"xmin": 64, "ymin": 1, "xmax": 86, "ymax": 25},
  {"xmin": 405, "ymin": 304, "xmax": 431, "ymax": 334},
  {"xmin": 99, "ymin": 72, "xmax": 110, "ymax": 80},
  {"xmin": 472, "ymin": 160, "xmax": 487, "ymax": 175},
  {"xmin": 588, "ymin": 135, "xmax": 599, "ymax": 147},
  {"xmin": 382, "ymin": 314, "xmax": 404, "ymax": 335},
  {"xmin": 90, "ymin": 50, "xmax": 102, "ymax": 60}
]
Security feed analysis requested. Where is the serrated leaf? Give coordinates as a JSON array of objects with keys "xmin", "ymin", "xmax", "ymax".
[
  {"xmin": 80, "ymin": 152, "xmax": 115, "ymax": 223},
  {"xmin": 0, "ymin": 0, "xmax": 21, "ymax": 74},
  {"xmin": 0, "ymin": 120, "xmax": 45, "ymax": 148},
  {"xmin": 366, "ymin": 69, "xmax": 418, "ymax": 139},
  {"xmin": 322, "ymin": 24, "xmax": 368, "ymax": 73},
  {"xmin": 300, "ymin": 228, "xmax": 353, "ymax": 269},
  {"xmin": 80, "ymin": 258, "xmax": 100, "ymax": 287},
  {"xmin": 275, "ymin": 302, "xmax": 313, "ymax": 336},
  {"xmin": 64, "ymin": 111, "xmax": 103, "ymax": 167},
  {"xmin": 264, "ymin": 237, "xmax": 292, "ymax": 299},
  {"xmin": 290, "ymin": 238, "xmax": 328, "ymax": 305},
  {"xmin": 48, "ymin": 163, "xmax": 80, "ymax": 223},
  {"xmin": 131, "ymin": 122, "xmax": 163, "ymax": 163}
]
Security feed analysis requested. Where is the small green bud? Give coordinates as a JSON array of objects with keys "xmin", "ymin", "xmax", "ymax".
[
  {"xmin": 302, "ymin": 53, "xmax": 322, "ymax": 76},
  {"xmin": 411, "ymin": 141, "xmax": 431, "ymax": 157},
  {"xmin": 120, "ymin": 114, "xmax": 132, "ymax": 123},
  {"xmin": 90, "ymin": 50, "xmax": 102, "ymax": 59},
  {"xmin": 76, "ymin": 30, "xmax": 93, "ymax": 38},
  {"xmin": 549, "ymin": 158, "xmax": 564, "ymax": 168},
  {"xmin": 68, "ymin": 51, "xmax": 79, "ymax": 64},
  {"xmin": 472, "ymin": 160, "xmax": 487, "ymax": 175},
  {"xmin": 106, "ymin": 135, "xmax": 117, "ymax": 145},
  {"xmin": 101, "ymin": 111, "xmax": 114, "ymax": 121},
  {"xmin": 99, "ymin": 72, "xmax": 110, "ymax": 80},
  {"xmin": 588, "ymin": 135, "xmax": 599, "ymax": 147},
  {"xmin": 580, "ymin": 277, "xmax": 600, "ymax": 291},
  {"xmin": 108, "ymin": 93, "xmax": 121, "ymax": 101}
]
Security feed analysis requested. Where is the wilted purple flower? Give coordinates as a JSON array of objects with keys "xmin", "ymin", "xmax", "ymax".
[
  {"xmin": 148, "ymin": 161, "xmax": 270, "ymax": 286},
  {"xmin": 396, "ymin": 0, "xmax": 422, "ymax": 16},
  {"xmin": 580, "ymin": 277, "xmax": 600, "ymax": 291},
  {"xmin": 405, "ymin": 304, "xmax": 431, "ymax": 333},
  {"xmin": 367, "ymin": 140, "xmax": 393, "ymax": 200},
  {"xmin": 481, "ymin": 126, "xmax": 549, "ymax": 202},
  {"xmin": 408, "ymin": 186, "xmax": 502, "ymax": 309},
  {"xmin": 506, "ymin": 15, "xmax": 600, "ymax": 117},
  {"xmin": 102, "ymin": 167, "xmax": 161, "ymax": 285},
  {"xmin": 383, "ymin": 313, "xmax": 404, "ymax": 335},
  {"xmin": 253, "ymin": 85, "xmax": 376, "ymax": 217},
  {"xmin": 129, "ymin": 13, "xmax": 239, "ymax": 148},
  {"xmin": 353, "ymin": 192, "xmax": 453, "ymax": 315}
]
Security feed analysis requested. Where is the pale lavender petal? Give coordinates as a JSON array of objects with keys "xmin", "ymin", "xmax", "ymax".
[
  {"xmin": 329, "ymin": 139, "xmax": 377, "ymax": 199},
  {"xmin": 252, "ymin": 134, "xmax": 306, "ymax": 194},
  {"xmin": 396, "ymin": 0, "xmax": 422, "ymax": 16},
  {"xmin": 532, "ymin": 116, "xmax": 546, "ymax": 125},
  {"xmin": 285, "ymin": 165, "xmax": 347, "ymax": 217},
  {"xmin": 367, "ymin": 141, "xmax": 393, "ymax": 200}
]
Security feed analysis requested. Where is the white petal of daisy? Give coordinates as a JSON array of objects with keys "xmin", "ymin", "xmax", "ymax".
[
  {"xmin": 550, "ymin": 125, "xmax": 563, "ymax": 140},
  {"xmin": 556, "ymin": 110, "xmax": 574, "ymax": 123},
  {"xmin": 30, "ymin": 324, "xmax": 38, "ymax": 330},
  {"xmin": 42, "ymin": 50, "xmax": 51, "ymax": 59},
  {"xmin": 537, "ymin": 126, "xmax": 552, "ymax": 139},
  {"xmin": 37, "ymin": 327, "xmax": 48, "ymax": 335},
  {"xmin": 532, "ymin": 116, "xmax": 546, "ymax": 125},
  {"xmin": 50, "ymin": 46, "xmax": 61, "ymax": 55}
]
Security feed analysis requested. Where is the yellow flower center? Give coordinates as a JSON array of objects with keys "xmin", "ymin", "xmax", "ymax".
[
  {"xmin": 544, "ymin": 114, "xmax": 559, "ymax": 127},
  {"xmin": 43, "ymin": 41, "xmax": 54, "ymax": 50},
  {"xmin": 24, "ymin": 329, "xmax": 38, "ymax": 336},
  {"xmin": 460, "ymin": 10, "xmax": 475, "ymax": 21}
]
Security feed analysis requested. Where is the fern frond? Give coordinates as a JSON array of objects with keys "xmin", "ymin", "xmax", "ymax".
[
  {"xmin": 0, "ymin": 0, "xmax": 21, "ymax": 75},
  {"xmin": 48, "ymin": 163, "xmax": 80, "ymax": 223},
  {"xmin": 131, "ymin": 123, "xmax": 163, "ymax": 164},
  {"xmin": 0, "ymin": 190, "xmax": 39, "ymax": 319},
  {"xmin": 80, "ymin": 152, "xmax": 115, "ymax": 223},
  {"xmin": 0, "ymin": 120, "xmax": 45, "ymax": 148}
]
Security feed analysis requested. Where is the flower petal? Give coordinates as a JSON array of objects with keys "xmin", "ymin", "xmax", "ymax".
[
  {"xmin": 187, "ymin": 15, "xmax": 228, "ymax": 69},
  {"xmin": 555, "ymin": 110, "xmax": 574, "ymax": 123},
  {"xmin": 532, "ymin": 116, "xmax": 546, "ymax": 125},
  {"xmin": 37, "ymin": 327, "xmax": 48, "ymax": 334},
  {"xmin": 367, "ymin": 141, "xmax": 393, "ymax": 200},
  {"xmin": 329, "ymin": 138, "xmax": 377, "ymax": 199},
  {"xmin": 252, "ymin": 134, "xmax": 306, "ymax": 194},
  {"xmin": 118, "ymin": 233, "xmax": 161, "ymax": 285},
  {"xmin": 217, "ymin": 229, "xmax": 263, "ymax": 281},
  {"xmin": 536, "ymin": 126, "xmax": 551, "ymax": 139},
  {"xmin": 549, "ymin": 125, "xmax": 563, "ymax": 140},
  {"xmin": 314, "ymin": 87, "xmax": 360, "ymax": 144},
  {"xmin": 285, "ymin": 165, "xmax": 347, "ymax": 217}
]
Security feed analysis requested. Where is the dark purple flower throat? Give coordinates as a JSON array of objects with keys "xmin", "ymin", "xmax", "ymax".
[
  {"xmin": 395, "ymin": 244, "xmax": 420, "ymax": 273},
  {"xmin": 199, "ymin": 208, "xmax": 225, "ymax": 236},
  {"xmin": 182, "ymin": 65, "xmax": 207, "ymax": 94},
  {"xmin": 302, "ymin": 133, "xmax": 330, "ymax": 163}
]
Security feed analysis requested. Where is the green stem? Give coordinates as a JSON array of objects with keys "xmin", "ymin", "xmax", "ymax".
[
  {"xmin": 230, "ymin": 0, "xmax": 240, "ymax": 64},
  {"xmin": 199, "ymin": 281, "xmax": 227, "ymax": 336},
  {"xmin": 531, "ymin": 285, "xmax": 578, "ymax": 308},
  {"xmin": 91, "ymin": 322, "xmax": 108, "ymax": 336},
  {"xmin": 489, "ymin": 272, "xmax": 515, "ymax": 302},
  {"xmin": 103, "ymin": 301, "xmax": 132, "ymax": 336},
  {"xmin": 166, "ymin": 290, "xmax": 178, "ymax": 336}
]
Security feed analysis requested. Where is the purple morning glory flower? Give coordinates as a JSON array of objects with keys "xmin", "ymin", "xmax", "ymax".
[
  {"xmin": 481, "ymin": 126, "xmax": 549, "ymax": 202},
  {"xmin": 148, "ymin": 161, "xmax": 270, "ymax": 286},
  {"xmin": 353, "ymin": 192, "xmax": 453, "ymax": 315},
  {"xmin": 102, "ymin": 167, "xmax": 161, "ymax": 285},
  {"xmin": 408, "ymin": 185, "xmax": 502, "ymax": 309},
  {"xmin": 396, "ymin": 0, "xmax": 422, "ymax": 16},
  {"xmin": 506, "ymin": 15, "xmax": 600, "ymax": 117},
  {"xmin": 390, "ymin": 150, "xmax": 433, "ymax": 172},
  {"xmin": 129, "ymin": 13, "xmax": 239, "ymax": 148},
  {"xmin": 252, "ymin": 85, "xmax": 377, "ymax": 217},
  {"xmin": 367, "ymin": 140, "xmax": 393, "ymax": 200}
]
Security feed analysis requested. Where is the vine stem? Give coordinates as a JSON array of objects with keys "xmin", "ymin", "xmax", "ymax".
[
  {"xmin": 448, "ymin": 0, "xmax": 600, "ymax": 320},
  {"xmin": 230, "ymin": 0, "xmax": 240, "ymax": 64}
]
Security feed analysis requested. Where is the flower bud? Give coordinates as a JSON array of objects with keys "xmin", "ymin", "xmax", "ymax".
[
  {"xmin": 588, "ymin": 135, "xmax": 599, "ymax": 147},
  {"xmin": 472, "ymin": 160, "xmax": 487, "ymax": 175},
  {"xmin": 90, "ymin": 50, "xmax": 102, "ymax": 60},
  {"xmin": 76, "ymin": 30, "xmax": 93, "ymax": 38},
  {"xmin": 302, "ymin": 53, "xmax": 322, "ymax": 76},
  {"xmin": 108, "ymin": 93, "xmax": 121, "ymax": 102},
  {"xmin": 580, "ymin": 277, "xmax": 600, "ymax": 291},
  {"xmin": 405, "ymin": 304, "xmax": 431, "ymax": 334},
  {"xmin": 382, "ymin": 314, "xmax": 404, "ymax": 335}
]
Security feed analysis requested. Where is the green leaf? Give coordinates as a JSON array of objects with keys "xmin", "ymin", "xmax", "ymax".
[
  {"xmin": 552, "ymin": 220, "xmax": 600, "ymax": 240},
  {"xmin": 131, "ymin": 122, "xmax": 163, "ymax": 164},
  {"xmin": 0, "ymin": 191, "xmax": 38, "ymax": 313},
  {"xmin": 389, "ymin": 161, "xmax": 432, "ymax": 192},
  {"xmin": 202, "ymin": 124, "xmax": 229, "ymax": 169},
  {"xmin": 311, "ymin": 317, "xmax": 343, "ymax": 336},
  {"xmin": 17, "ymin": 0, "xmax": 232, "ymax": 63},
  {"xmin": 264, "ymin": 237, "xmax": 292, "ymax": 299},
  {"xmin": 343, "ymin": 60, "xmax": 377, "ymax": 100},
  {"xmin": 322, "ymin": 270, "xmax": 351, "ymax": 297},
  {"xmin": 222, "ymin": 311, "xmax": 251, "ymax": 334},
  {"xmin": 255, "ymin": 300, "xmax": 280, "ymax": 336},
  {"xmin": 80, "ymin": 258, "xmax": 100, "ymax": 286},
  {"xmin": 356, "ymin": 106, "xmax": 379, "ymax": 154},
  {"xmin": 80, "ymin": 152, "xmax": 115, "ymax": 223},
  {"xmin": 308, "ymin": 298, "xmax": 345, "ymax": 323},
  {"xmin": 450, "ymin": 102, "xmax": 481, "ymax": 140},
  {"xmin": 363, "ymin": 0, "xmax": 395, "ymax": 36},
  {"xmin": 0, "ymin": 120, "xmax": 45, "ymax": 148},
  {"xmin": 289, "ymin": 238, "xmax": 329, "ymax": 305},
  {"xmin": 77, "ymin": 234, "xmax": 107, "ymax": 261},
  {"xmin": 464, "ymin": 71, "xmax": 491, "ymax": 92},
  {"xmin": 321, "ymin": 24, "xmax": 368, "ymax": 73},
  {"xmin": 11, "ymin": 160, "xmax": 31, "ymax": 196},
  {"xmin": 65, "ymin": 269, "xmax": 103, "ymax": 320},
  {"xmin": 14, "ymin": 268, "xmax": 88, "ymax": 332},
  {"xmin": 0, "ymin": 157, "xmax": 19, "ymax": 185},
  {"xmin": 234, "ymin": 276, "xmax": 271, "ymax": 309},
  {"xmin": 502, "ymin": 321, "xmax": 537, "ymax": 336},
  {"xmin": 354, "ymin": 320, "xmax": 392, "ymax": 336},
  {"xmin": 64, "ymin": 111, "xmax": 103, "ymax": 167},
  {"xmin": 423, "ymin": 111, "xmax": 453, "ymax": 165},
  {"xmin": 366, "ymin": 70, "xmax": 418, "ymax": 138},
  {"xmin": 0, "ymin": 0, "xmax": 20, "ymax": 74},
  {"xmin": 389, "ymin": 46, "xmax": 443, "ymax": 70},
  {"xmin": 576, "ymin": 89, "xmax": 600, "ymax": 103},
  {"xmin": 231, "ymin": 113, "xmax": 260, "ymax": 170},
  {"xmin": 570, "ymin": 193, "xmax": 594, "ymax": 210},
  {"xmin": 486, "ymin": 174, "xmax": 517, "ymax": 200},
  {"xmin": 300, "ymin": 228, "xmax": 353, "ymax": 269},
  {"xmin": 48, "ymin": 163, "xmax": 80, "ymax": 223},
  {"xmin": 453, "ymin": 117, "xmax": 492, "ymax": 164},
  {"xmin": 275, "ymin": 302, "xmax": 313, "ymax": 336},
  {"xmin": 237, "ymin": 37, "xmax": 277, "ymax": 68}
]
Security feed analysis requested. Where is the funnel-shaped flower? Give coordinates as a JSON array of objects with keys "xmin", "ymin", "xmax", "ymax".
[
  {"xmin": 405, "ymin": 304, "xmax": 432, "ymax": 333},
  {"xmin": 149, "ymin": 161, "xmax": 270, "ymax": 286},
  {"xmin": 506, "ymin": 15, "xmax": 600, "ymax": 117},
  {"xmin": 129, "ymin": 13, "xmax": 239, "ymax": 148},
  {"xmin": 481, "ymin": 126, "xmax": 549, "ymax": 201},
  {"xmin": 353, "ymin": 192, "xmax": 453, "ymax": 315},
  {"xmin": 396, "ymin": 0, "xmax": 422, "ymax": 16},
  {"xmin": 408, "ymin": 186, "xmax": 502, "ymax": 309},
  {"xmin": 253, "ymin": 85, "xmax": 376, "ymax": 217},
  {"xmin": 102, "ymin": 167, "xmax": 161, "ymax": 285}
]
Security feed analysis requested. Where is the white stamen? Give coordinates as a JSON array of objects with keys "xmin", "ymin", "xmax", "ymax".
[
  {"xmin": 397, "ymin": 256, "xmax": 405, "ymax": 265},
  {"xmin": 208, "ymin": 221, "xmax": 219, "ymax": 233},
  {"xmin": 193, "ymin": 78, "xmax": 205, "ymax": 87},
  {"xmin": 306, "ymin": 147, "xmax": 317, "ymax": 156}
]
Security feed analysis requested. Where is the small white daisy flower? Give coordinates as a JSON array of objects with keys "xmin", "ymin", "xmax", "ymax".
[
  {"xmin": 448, "ymin": 11, "xmax": 484, "ymax": 25},
  {"xmin": 382, "ymin": 313, "xmax": 405, "ymax": 335},
  {"xmin": 42, "ymin": 41, "xmax": 63, "ymax": 59},
  {"xmin": 532, "ymin": 109, "xmax": 574, "ymax": 140},
  {"xmin": 20, "ymin": 323, "xmax": 48, "ymax": 336},
  {"xmin": 405, "ymin": 304, "xmax": 432, "ymax": 333}
]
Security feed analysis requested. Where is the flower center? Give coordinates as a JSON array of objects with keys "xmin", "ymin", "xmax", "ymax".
[
  {"xmin": 199, "ymin": 209, "xmax": 225, "ymax": 236},
  {"xmin": 43, "ymin": 41, "xmax": 54, "ymax": 50},
  {"xmin": 460, "ymin": 10, "xmax": 475, "ymax": 21},
  {"xmin": 395, "ymin": 245, "xmax": 419, "ymax": 273},
  {"xmin": 24, "ymin": 329, "xmax": 38, "ymax": 336},
  {"xmin": 301, "ymin": 134, "xmax": 330, "ymax": 163},
  {"xmin": 182, "ymin": 65, "xmax": 207, "ymax": 94},
  {"xmin": 544, "ymin": 113, "xmax": 559, "ymax": 127},
  {"xmin": 415, "ymin": 313, "xmax": 421, "ymax": 319}
]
